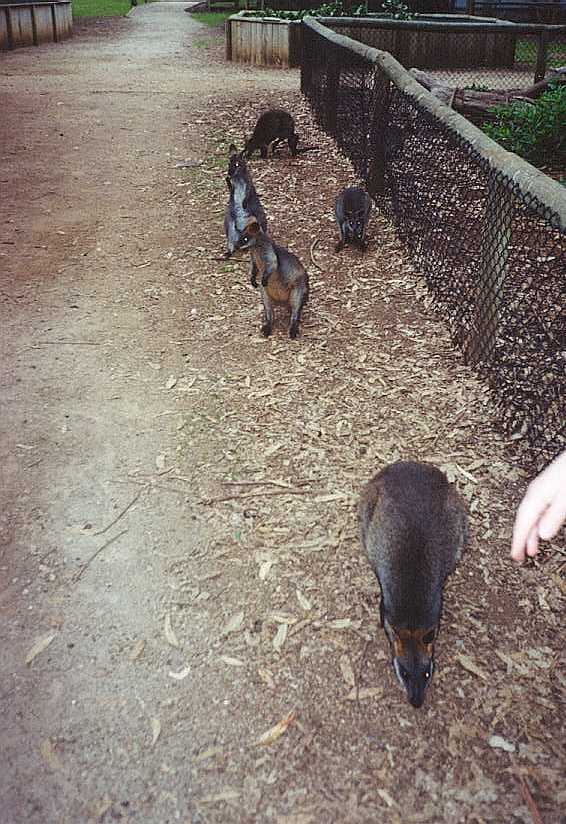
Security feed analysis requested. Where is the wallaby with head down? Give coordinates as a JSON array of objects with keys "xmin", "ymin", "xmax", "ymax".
[
  {"xmin": 243, "ymin": 109, "xmax": 300, "ymax": 159},
  {"xmin": 224, "ymin": 144, "xmax": 267, "ymax": 260},
  {"xmin": 359, "ymin": 461, "xmax": 468, "ymax": 708},
  {"xmin": 236, "ymin": 218, "xmax": 309, "ymax": 340},
  {"xmin": 335, "ymin": 186, "xmax": 372, "ymax": 252}
]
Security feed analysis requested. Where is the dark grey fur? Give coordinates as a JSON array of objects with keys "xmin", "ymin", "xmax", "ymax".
[
  {"xmin": 224, "ymin": 144, "xmax": 267, "ymax": 259},
  {"xmin": 359, "ymin": 461, "xmax": 468, "ymax": 708},
  {"xmin": 335, "ymin": 186, "xmax": 372, "ymax": 252},
  {"xmin": 243, "ymin": 109, "xmax": 299, "ymax": 159}
]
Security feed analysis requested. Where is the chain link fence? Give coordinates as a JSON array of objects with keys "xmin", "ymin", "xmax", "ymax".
[
  {"xmin": 301, "ymin": 17, "xmax": 566, "ymax": 468},
  {"xmin": 321, "ymin": 17, "xmax": 566, "ymax": 90}
]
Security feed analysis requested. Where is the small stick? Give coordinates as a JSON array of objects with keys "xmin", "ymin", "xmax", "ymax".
[
  {"xmin": 310, "ymin": 238, "xmax": 323, "ymax": 272},
  {"xmin": 94, "ymin": 487, "xmax": 146, "ymax": 536},
  {"xmin": 511, "ymin": 756, "xmax": 544, "ymax": 824},
  {"xmin": 72, "ymin": 530, "xmax": 128, "ymax": 583},
  {"xmin": 201, "ymin": 488, "xmax": 307, "ymax": 506},
  {"xmin": 222, "ymin": 480, "xmax": 299, "ymax": 490},
  {"xmin": 356, "ymin": 640, "xmax": 372, "ymax": 707}
]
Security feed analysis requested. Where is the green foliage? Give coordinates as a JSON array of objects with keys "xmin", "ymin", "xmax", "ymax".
[
  {"xmin": 482, "ymin": 83, "xmax": 566, "ymax": 168},
  {"xmin": 246, "ymin": 0, "xmax": 413, "ymax": 19},
  {"xmin": 379, "ymin": 0, "xmax": 413, "ymax": 19},
  {"xmin": 246, "ymin": 1, "xmax": 373, "ymax": 20}
]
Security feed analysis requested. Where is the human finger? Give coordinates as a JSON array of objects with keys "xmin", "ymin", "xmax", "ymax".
[{"xmin": 538, "ymin": 494, "xmax": 566, "ymax": 541}]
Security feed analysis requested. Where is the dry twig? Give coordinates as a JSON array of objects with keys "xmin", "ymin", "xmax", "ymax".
[
  {"xmin": 72, "ymin": 529, "xmax": 128, "ymax": 583},
  {"xmin": 94, "ymin": 486, "xmax": 146, "ymax": 536},
  {"xmin": 310, "ymin": 238, "xmax": 323, "ymax": 272}
]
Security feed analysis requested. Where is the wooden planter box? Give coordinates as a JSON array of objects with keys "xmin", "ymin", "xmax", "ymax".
[
  {"xmin": 0, "ymin": 0, "xmax": 72, "ymax": 50},
  {"xmin": 226, "ymin": 12, "xmax": 302, "ymax": 68},
  {"xmin": 326, "ymin": 17, "xmax": 518, "ymax": 69},
  {"xmin": 227, "ymin": 12, "xmax": 519, "ymax": 70}
]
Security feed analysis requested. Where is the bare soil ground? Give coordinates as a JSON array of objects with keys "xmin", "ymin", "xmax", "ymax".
[{"xmin": 1, "ymin": 4, "xmax": 564, "ymax": 823}]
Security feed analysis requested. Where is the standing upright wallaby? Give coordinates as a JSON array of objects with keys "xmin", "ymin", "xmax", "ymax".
[
  {"xmin": 243, "ymin": 109, "xmax": 300, "ymax": 159},
  {"xmin": 224, "ymin": 144, "xmax": 267, "ymax": 259},
  {"xmin": 236, "ymin": 218, "xmax": 309, "ymax": 340},
  {"xmin": 335, "ymin": 186, "xmax": 372, "ymax": 252},
  {"xmin": 359, "ymin": 461, "xmax": 468, "ymax": 708}
]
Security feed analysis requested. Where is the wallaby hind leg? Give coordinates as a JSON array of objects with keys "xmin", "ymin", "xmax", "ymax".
[
  {"xmin": 289, "ymin": 285, "xmax": 306, "ymax": 340},
  {"xmin": 260, "ymin": 287, "xmax": 274, "ymax": 337},
  {"xmin": 250, "ymin": 259, "xmax": 258, "ymax": 288},
  {"xmin": 289, "ymin": 133, "xmax": 299, "ymax": 156}
]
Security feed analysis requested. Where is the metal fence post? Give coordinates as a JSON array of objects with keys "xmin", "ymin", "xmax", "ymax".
[
  {"xmin": 464, "ymin": 173, "xmax": 513, "ymax": 367},
  {"xmin": 534, "ymin": 30, "xmax": 548, "ymax": 84},
  {"xmin": 323, "ymin": 56, "xmax": 340, "ymax": 136},
  {"xmin": 366, "ymin": 71, "xmax": 390, "ymax": 197}
]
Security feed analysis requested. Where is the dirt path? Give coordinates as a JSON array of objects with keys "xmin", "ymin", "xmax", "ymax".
[{"xmin": 1, "ymin": 5, "xmax": 564, "ymax": 823}]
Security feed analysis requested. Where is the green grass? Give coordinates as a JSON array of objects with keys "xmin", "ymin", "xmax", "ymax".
[
  {"xmin": 72, "ymin": 0, "xmax": 150, "ymax": 18},
  {"xmin": 190, "ymin": 10, "xmax": 234, "ymax": 26}
]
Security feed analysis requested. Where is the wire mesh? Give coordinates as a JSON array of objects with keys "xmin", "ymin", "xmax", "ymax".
[
  {"xmin": 321, "ymin": 19, "xmax": 566, "ymax": 91},
  {"xmin": 302, "ymin": 21, "xmax": 566, "ymax": 468}
]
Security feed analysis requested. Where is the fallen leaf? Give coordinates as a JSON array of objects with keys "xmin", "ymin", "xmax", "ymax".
[
  {"xmin": 194, "ymin": 746, "xmax": 223, "ymax": 763},
  {"xmin": 377, "ymin": 788, "xmax": 396, "ymax": 807},
  {"xmin": 346, "ymin": 687, "xmax": 382, "ymax": 701},
  {"xmin": 456, "ymin": 653, "xmax": 488, "ymax": 681},
  {"xmin": 489, "ymin": 734, "xmax": 516, "ymax": 753},
  {"xmin": 271, "ymin": 611, "xmax": 297, "ymax": 625},
  {"xmin": 273, "ymin": 623, "xmax": 288, "ymax": 651},
  {"xmin": 222, "ymin": 611, "xmax": 244, "ymax": 636},
  {"xmin": 258, "ymin": 667, "xmax": 275, "ymax": 688},
  {"xmin": 256, "ymin": 710, "xmax": 297, "ymax": 746},
  {"xmin": 165, "ymin": 376, "xmax": 177, "ymax": 390},
  {"xmin": 129, "ymin": 639, "xmax": 146, "ymax": 661},
  {"xmin": 26, "ymin": 633, "xmax": 56, "ymax": 665},
  {"xmin": 163, "ymin": 612, "xmax": 180, "ymax": 647},
  {"xmin": 168, "ymin": 665, "xmax": 191, "ymax": 681},
  {"xmin": 339, "ymin": 654, "xmax": 355, "ymax": 687},
  {"xmin": 296, "ymin": 590, "xmax": 312, "ymax": 611},
  {"xmin": 328, "ymin": 618, "xmax": 361, "ymax": 631},
  {"xmin": 219, "ymin": 655, "xmax": 245, "ymax": 667},
  {"xmin": 259, "ymin": 559, "xmax": 275, "ymax": 580},
  {"xmin": 150, "ymin": 718, "xmax": 161, "ymax": 747}
]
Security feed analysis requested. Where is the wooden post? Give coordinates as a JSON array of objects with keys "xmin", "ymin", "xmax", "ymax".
[
  {"xmin": 5, "ymin": 5, "xmax": 14, "ymax": 49},
  {"xmin": 225, "ymin": 16, "xmax": 232, "ymax": 61},
  {"xmin": 464, "ymin": 173, "xmax": 513, "ymax": 366},
  {"xmin": 31, "ymin": 4, "xmax": 38, "ymax": 45},
  {"xmin": 534, "ymin": 30, "xmax": 548, "ymax": 84}
]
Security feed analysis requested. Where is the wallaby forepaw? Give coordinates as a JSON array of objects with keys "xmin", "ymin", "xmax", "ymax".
[
  {"xmin": 289, "ymin": 324, "xmax": 299, "ymax": 340},
  {"xmin": 334, "ymin": 241, "xmax": 344, "ymax": 253},
  {"xmin": 250, "ymin": 275, "xmax": 258, "ymax": 288},
  {"xmin": 261, "ymin": 324, "xmax": 272, "ymax": 338}
]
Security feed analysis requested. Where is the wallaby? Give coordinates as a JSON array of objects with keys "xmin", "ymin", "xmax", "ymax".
[
  {"xmin": 236, "ymin": 218, "xmax": 309, "ymax": 340},
  {"xmin": 243, "ymin": 109, "xmax": 300, "ymax": 159},
  {"xmin": 224, "ymin": 144, "xmax": 267, "ymax": 259},
  {"xmin": 359, "ymin": 461, "xmax": 468, "ymax": 708},
  {"xmin": 335, "ymin": 186, "xmax": 372, "ymax": 252}
]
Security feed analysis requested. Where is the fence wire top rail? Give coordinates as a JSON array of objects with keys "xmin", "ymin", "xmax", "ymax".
[{"xmin": 303, "ymin": 16, "xmax": 566, "ymax": 231}]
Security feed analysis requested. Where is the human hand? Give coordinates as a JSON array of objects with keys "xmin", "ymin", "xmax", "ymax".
[{"xmin": 511, "ymin": 450, "xmax": 566, "ymax": 562}]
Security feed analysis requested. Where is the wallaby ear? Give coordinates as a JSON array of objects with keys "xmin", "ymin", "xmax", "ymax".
[{"xmin": 228, "ymin": 143, "xmax": 238, "ymax": 155}]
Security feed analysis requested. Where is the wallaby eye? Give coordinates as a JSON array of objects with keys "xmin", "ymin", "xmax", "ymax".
[{"xmin": 424, "ymin": 671, "xmax": 430, "ymax": 679}]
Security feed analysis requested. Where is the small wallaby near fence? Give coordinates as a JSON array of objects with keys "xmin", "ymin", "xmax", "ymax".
[{"xmin": 301, "ymin": 17, "xmax": 566, "ymax": 468}]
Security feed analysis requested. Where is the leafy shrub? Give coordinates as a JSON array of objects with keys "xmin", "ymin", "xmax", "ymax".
[
  {"xmin": 246, "ymin": 0, "xmax": 413, "ymax": 20},
  {"xmin": 380, "ymin": 0, "xmax": 413, "ymax": 19},
  {"xmin": 482, "ymin": 83, "xmax": 566, "ymax": 168}
]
